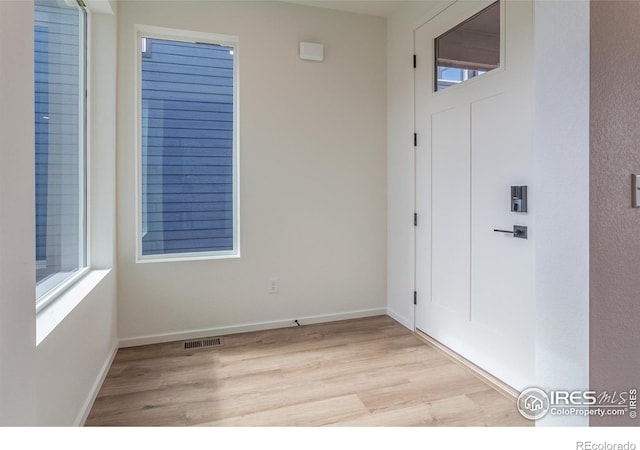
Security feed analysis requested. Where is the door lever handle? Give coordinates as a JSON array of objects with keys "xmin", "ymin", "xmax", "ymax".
[{"xmin": 493, "ymin": 225, "xmax": 528, "ymax": 239}]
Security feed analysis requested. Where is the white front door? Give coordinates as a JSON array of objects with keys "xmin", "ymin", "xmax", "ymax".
[{"xmin": 415, "ymin": 0, "xmax": 535, "ymax": 391}]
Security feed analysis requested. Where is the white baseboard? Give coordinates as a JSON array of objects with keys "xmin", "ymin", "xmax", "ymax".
[
  {"xmin": 119, "ymin": 307, "xmax": 387, "ymax": 348},
  {"xmin": 386, "ymin": 306, "xmax": 413, "ymax": 331},
  {"xmin": 74, "ymin": 340, "xmax": 118, "ymax": 426}
]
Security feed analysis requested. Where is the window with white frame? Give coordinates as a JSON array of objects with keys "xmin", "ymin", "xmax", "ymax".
[
  {"xmin": 137, "ymin": 29, "xmax": 239, "ymax": 261},
  {"xmin": 35, "ymin": 0, "xmax": 87, "ymax": 309}
]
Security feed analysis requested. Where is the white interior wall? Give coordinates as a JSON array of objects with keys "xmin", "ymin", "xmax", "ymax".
[
  {"xmin": 0, "ymin": 0, "xmax": 37, "ymax": 426},
  {"xmin": 0, "ymin": 0, "xmax": 119, "ymax": 426},
  {"xmin": 117, "ymin": 1, "xmax": 388, "ymax": 345},
  {"xmin": 533, "ymin": 0, "xmax": 590, "ymax": 427}
]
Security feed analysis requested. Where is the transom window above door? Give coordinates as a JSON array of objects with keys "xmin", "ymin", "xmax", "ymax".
[{"xmin": 435, "ymin": 1, "xmax": 500, "ymax": 91}]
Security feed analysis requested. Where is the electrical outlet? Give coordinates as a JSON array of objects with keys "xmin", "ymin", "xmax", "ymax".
[{"xmin": 268, "ymin": 278, "xmax": 279, "ymax": 294}]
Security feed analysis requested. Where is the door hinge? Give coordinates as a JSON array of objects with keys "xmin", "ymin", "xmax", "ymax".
[
  {"xmin": 414, "ymin": 133, "xmax": 417, "ymax": 147},
  {"xmin": 414, "ymin": 212, "xmax": 417, "ymax": 227},
  {"xmin": 414, "ymin": 291, "xmax": 417, "ymax": 305},
  {"xmin": 413, "ymin": 54, "xmax": 417, "ymax": 69}
]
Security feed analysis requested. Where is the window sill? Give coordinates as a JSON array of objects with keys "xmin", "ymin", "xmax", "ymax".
[
  {"xmin": 36, "ymin": 269, "xmax": 111, "ymax": 346},
  {"xmin": 136, "ymin": 251, "xmax": 240, "ymax": 264},
  {"xmin": 36, "ymin": 267, "xmax": 91, "ymax": 312}
]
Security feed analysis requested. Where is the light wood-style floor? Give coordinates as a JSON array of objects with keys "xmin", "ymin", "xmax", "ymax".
[{"xmin": 85, "ymin": 316, "xmax": 530, "ymax": 426}]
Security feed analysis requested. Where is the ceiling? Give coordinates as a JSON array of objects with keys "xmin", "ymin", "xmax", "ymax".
[{"xmin": 283, "ymin": 0, "xmax": 415, "ymax": 18}]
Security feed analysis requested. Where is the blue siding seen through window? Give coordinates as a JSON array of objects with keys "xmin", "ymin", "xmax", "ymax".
[
  {"xmin": 34, "ymin": 0, "xmax": 86, "ymax": 296},
  {"xmin": 141, "ymin": 38, "xmax": 235, "ymax": 256}
]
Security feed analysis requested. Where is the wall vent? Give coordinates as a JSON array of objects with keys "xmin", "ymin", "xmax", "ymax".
[{"xmin": 183, "ymin": 337, "xmax": 223, "ymax": 350}]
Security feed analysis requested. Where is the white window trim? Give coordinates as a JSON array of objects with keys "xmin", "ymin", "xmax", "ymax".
[{"xmin": 134, "ymin": 25, "xmax": 240, "ymax": 264}]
